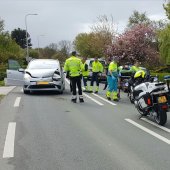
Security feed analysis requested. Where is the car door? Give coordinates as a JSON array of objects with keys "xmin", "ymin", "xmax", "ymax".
[{"xmin": 5, "ymin": 59, "xmax": 24, "ymax": 86}]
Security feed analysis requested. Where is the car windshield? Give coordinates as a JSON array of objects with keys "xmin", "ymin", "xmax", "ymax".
[{"xmin": 28, "ymin": 60, "xmax": 58, "ymax": 69}]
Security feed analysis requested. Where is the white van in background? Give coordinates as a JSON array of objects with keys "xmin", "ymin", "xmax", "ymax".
[{"xmin": 85, "ymin": 58, "xmax": 106, "ymax": 81}]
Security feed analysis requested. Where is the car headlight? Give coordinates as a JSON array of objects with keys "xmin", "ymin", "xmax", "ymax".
[
  {"xmin": 24, "ymin": 73, "xmax": 31, "ymax": 81},
  {"xmin": 53, "ymin": 73, "xmax": 61, "ymax": 81}
]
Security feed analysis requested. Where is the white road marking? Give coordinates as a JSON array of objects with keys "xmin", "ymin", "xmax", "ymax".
[
  {"xmin": 92, "ymin": 93, "xmax": 117, "ymax": 106},
  {"xmin": 125, "ymin": 119, "xmax": 170, "ymax": 145},
  {"xmin": 3, "ymin": 122, "xmax": 16, "ymax": 158},
  {"xmin": 65, "ymin": 78, "xmax": 104, "ymax": 106},
  {"xmin": 83, "ymin": 93, "xmax": 104, "ymax": 106},
  {"xmin": 14, "ymin": 97, "xmax": 21, "ymax": 107},
  {"xmin": 20, "ymin": 89, "xmax": 23, "ymax": 92},
  {"xmin": 141, "ymin": 118, "xmax": 170, "ymax": 133}
]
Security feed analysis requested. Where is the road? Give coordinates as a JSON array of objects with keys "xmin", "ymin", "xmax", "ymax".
[{"xmin": 0, "ymin": 82, "xmax": 170, "ymax": 170}]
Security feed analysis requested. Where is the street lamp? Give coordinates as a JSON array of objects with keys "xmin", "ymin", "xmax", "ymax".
[
  {"xmin": 37, "ymin": 35, "xmax": 45, "ymax": 57},
  {"xmin": 25, "ymin": 13, "xmax": 38, "ymax": 62}
]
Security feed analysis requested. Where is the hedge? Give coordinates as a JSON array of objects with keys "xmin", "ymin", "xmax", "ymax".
[
  {"xmin": 0, "ymin": 65, "xmax": 7, "ymax": 81},
  {"xmin": 151, "ymin": 72, "xmax": 170, "ymax": 81}
]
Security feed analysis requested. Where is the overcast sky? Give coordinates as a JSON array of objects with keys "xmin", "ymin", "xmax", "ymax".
[{"xmin": 0, "ymin": 0, "xmax": 167, "ymax": 48}]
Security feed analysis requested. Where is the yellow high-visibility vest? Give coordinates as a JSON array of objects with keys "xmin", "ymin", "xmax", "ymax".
[
  {"xmin": 64, "ymin": 56, "xmax": 82, "ymax": 77},
  {"xmin": 81, "ymin": 63, "xmax": 89, "ymax": 77},
  {"xmin": 92, "ymin": 61, "xmax": 103, "ymax": 73}
]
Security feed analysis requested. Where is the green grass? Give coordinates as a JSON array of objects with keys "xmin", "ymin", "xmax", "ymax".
[
  {"xmin": 0, "ymin": 94, "xmax": 5, "ymax": 101},
  {"xmin": 0, "ymin": 80, "xmax": 4, "ymax": 86}
]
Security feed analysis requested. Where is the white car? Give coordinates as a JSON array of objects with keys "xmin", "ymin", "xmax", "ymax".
[{"xmin": 6, "ymin": 59, "xmax": 65, "ymax": 94}]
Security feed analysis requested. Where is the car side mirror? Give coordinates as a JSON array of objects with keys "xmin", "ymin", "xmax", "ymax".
[{"xmin": 18, "ymin": 68, "xmax": 25, "ymax": 73}]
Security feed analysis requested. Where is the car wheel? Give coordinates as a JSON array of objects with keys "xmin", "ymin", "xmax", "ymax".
[
  {"xmin": 58, "ymin": 90, "xmax": 63, "ymax": 94},
  {"xmin": 24, "ymin": 89, "xmax": 30, "ymax": 94}
]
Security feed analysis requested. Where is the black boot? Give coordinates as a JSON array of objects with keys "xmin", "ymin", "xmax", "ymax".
[
  {"xmin": 71, "ymin": 98, "xmax": 77, "ymax": 103},
  {"xmin": 79, "ymin": 98, "xmax": 84, "ymax": 103}
]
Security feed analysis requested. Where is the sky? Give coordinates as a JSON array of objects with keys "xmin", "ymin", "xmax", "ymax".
[{"xmin": 0, "ymin": 0, "xmax": 168, "ymax": 48}]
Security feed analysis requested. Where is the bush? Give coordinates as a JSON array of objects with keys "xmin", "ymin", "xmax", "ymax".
[
  {"xmin": 151, "ymin": 72, "xmax": 170, "ymax": 81},
  {"xmin": 0, "ymin": 72, "xmax": 6, "ymax": 81},
  {"xmin": 0, "ymin": 81, "xmax": 4, "ymax": 86},
  {"xmin": 0, "ymin": 64, "xmax": 7, "ymax": 81}
]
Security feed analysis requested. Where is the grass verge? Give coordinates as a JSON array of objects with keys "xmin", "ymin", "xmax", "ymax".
[
  {"xmin": 0, "ymin": 94, "xmax": 5, "ymax": 102},
  {"xmin": 0, "ymin": 80, "xmax": 4, "ymax": 86}
]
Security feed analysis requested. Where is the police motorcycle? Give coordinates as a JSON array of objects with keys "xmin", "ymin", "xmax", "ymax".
[
  {"xmin": 128, "ymin": 68, "xmax": 157, "ymax": 103},
  {"xmin": 130, "ymin": 70, "xmax": 169, "ymax": 125},
  {"xmin": 164, "ymin": 75, "xmax": 170, "ymax": 108}
]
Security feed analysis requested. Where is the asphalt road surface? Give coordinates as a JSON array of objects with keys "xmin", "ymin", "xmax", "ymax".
[{"xmin": 0, "ymin": 81, "xmax": 170, "ymax": 170}]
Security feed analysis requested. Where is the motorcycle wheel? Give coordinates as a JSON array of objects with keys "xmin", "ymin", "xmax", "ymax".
[
  {"xmin": 129, "ymin": 91, "xmax": 134, "ymax": 104},
  {"xmin": 154, "ymin": 110, "xmax": 167, "ymax": 126},
  {"xmin": 136, "ymin": 104, "xmax": 148, "ymax": 116}
]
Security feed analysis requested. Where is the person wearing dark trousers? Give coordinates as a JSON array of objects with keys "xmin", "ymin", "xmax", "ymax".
[
  {"xmin": 81, "ymin": 57, "xmax": 89, "ymax": 92},
  {"xmin": 64, "ymin": 51, "xmax": 84, "ymax": 103},
  {"xmin": 70, "ymin": 76, "xmax": 82, "ymax": 100},
  {"xmin": 89, "ymin": 57, "xmax": 103, "ymax": 93}
]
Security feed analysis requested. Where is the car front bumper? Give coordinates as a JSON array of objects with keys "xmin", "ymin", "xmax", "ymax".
[{"xmin": 23, "ymin": 77, "xmax": 64, "ymax": 92}]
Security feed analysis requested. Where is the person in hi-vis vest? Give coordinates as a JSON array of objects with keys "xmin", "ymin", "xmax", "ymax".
[{"xmin": 64, "ymin": 51, "xmax": 84, "ymax": 103}]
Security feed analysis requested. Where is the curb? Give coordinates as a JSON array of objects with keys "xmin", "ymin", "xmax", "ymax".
[{"xmin": 0, "ymin": 86, "xmax": 16, "ymax": 95}]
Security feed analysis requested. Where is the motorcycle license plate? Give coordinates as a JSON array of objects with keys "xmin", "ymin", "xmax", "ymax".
[{"xmin": 158, "ymin": 96, "xmax": 167, "ymax": 103}]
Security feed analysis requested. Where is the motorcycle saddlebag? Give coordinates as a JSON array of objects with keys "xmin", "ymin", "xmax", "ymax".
[{"xmin": 138, "ymin": 93, "xmax": 152, "ymax": 109}]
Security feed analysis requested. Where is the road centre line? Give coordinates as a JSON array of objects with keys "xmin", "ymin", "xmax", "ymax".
[
  {"xmin": 141, "ymin": 118, "xmax": 170, "ymax": 133},
  {"xmin": 125, "ymin": 119, "xmax": 170, "ymax": 145},
  {"xmin": 65, "ymin": 78, "xmax": 103, "ymax": 106},
  {"xmin": 14, "ymin": 97, "xmax": 21, "ymax": 107},
  {"xmin": 92, "ymin": 93, "xmax": 117, "ymax": 106},
  {"xmin": 3, "ymin": 122, "xmax": 16, "ymax": 158}
]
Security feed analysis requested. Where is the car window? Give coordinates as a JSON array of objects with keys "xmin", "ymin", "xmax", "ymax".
[
  {"xmin": 8, "ymin": 59, "xmax": 21, "ymax": 70},
  {"xmin": 28, "ymin": 60, "xmax": 59, "ymax": 69},
  {"xmin": 89, "ymin": 60, "xmax": 94, "ymax": 67},
  {"xmin": 99, "ymin": 60, "xmax": 106, "ymax": 67}
]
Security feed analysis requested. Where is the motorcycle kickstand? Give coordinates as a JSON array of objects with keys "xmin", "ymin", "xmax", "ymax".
[{"xmin": 139, "ymin": 115, "xmax": 144, "ymax": 119}]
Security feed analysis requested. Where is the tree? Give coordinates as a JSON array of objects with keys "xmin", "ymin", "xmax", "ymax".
[
  {"xmin": 58, "ymin": 40, "xmax": 72, "ymax": 55},
  {"xmin": 91, "ymin": 15, "xmax": 116, "ymax": 40},
  {"xmin": 74, "ymin": 31, "xmax": 114, "ymax": 58},
  {"xmin": 127, "ymin": 10, "xmax": 151, "ymax": 28},
  {"xmin": 52, "ymin": 40, "xmax": 72, "ymax": 63},
  {"xmin": 158, "ymin": 2, "xmax": 170, "ymax": 66},
  {"xmin": 0, "ymin": 18, "xmax": 4, "ymax": 33},
  {"xmin": 105, "ymin": 24, "xmax": 159, "ymax": 67},
  {"xmin": 40, "ymin": 47, "xmax": 56, "ymax": 59},
  {"xmin": 29, "ymin": 49, "xmax": 39, "ymax": 59},
  {"xmin": 159, "ymin": 25, "xmax": 170, "ymax": 65},
  {"xmin": 74, "ymin": 15, "xmax": 117, "ymax": 58},
  {"xmin": 0, "ymin": 32, "xmax": 23, "ymax": 64},
  {"xmin": 158, "ymin": 1, "xmax": 170, "ymax": 66},
  {"xmin": 48, "ymin": 43, "xmax": 58, "ymax": 51},
  {"xmin": 164, "ymin": 1, "xmax": 170, "ymax": 20},
  {"xmin": 11, "ymin": 28, "xmax": 32, "ymax": 49},
  {"xmin": 74, "ymin": 33, "xmax": 92, "ymax": 57}
]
